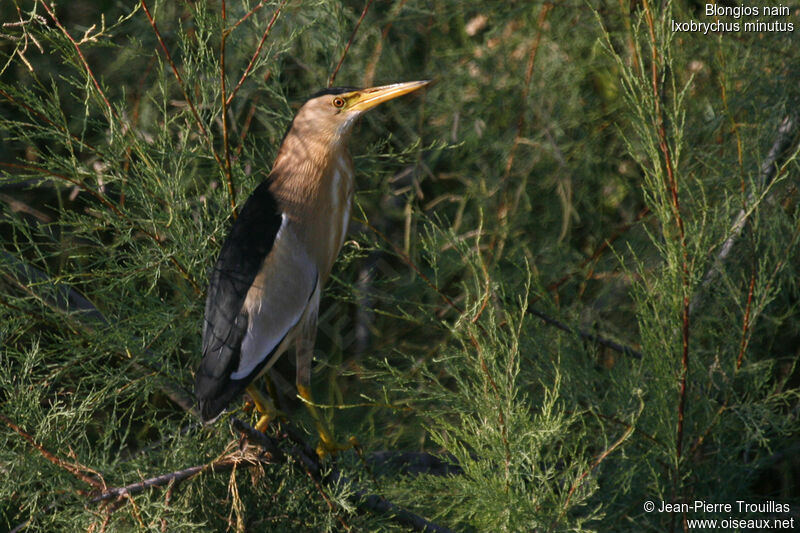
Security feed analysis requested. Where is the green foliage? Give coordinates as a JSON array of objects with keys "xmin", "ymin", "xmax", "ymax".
[{"xmin": 2, "ymin": 1, "xmax": 799, "ymax": 531}]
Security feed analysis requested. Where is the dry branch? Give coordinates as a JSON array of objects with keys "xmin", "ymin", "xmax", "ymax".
[
  {"xmin": 85, "ymin": 417, "xmax": 456, "ymax": 532},
  {"xmin": 0, "ymin": 414, "xmax": 106, "ymax": 490},
  {"xmin": 527, "ymin": 308, "xmax": 643, "ymax": 359},
  {"xmin": 233, "ymin": 418, "xmax": 456, "ymax": 533}
]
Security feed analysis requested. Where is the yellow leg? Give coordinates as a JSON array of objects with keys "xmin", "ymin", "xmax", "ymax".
[
  {"xmin": 245, "ymin": 383, "xmax": 282, "ymax": 432},
  {"xmin": 296, "ymin": 384, "xmax": 358, "ymax": 457}
]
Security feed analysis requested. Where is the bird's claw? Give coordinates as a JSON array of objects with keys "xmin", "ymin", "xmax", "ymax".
[
  {"xmin": 253, "ymin": 409, "xmax": 287, "ymax": 433},
  {"xmin": 315, "ymin": 435, "xmax": 359, "ymax": 458},
  {"xmin": 245, "ymin": 384, "xmax": 285, "ymax": 433}
]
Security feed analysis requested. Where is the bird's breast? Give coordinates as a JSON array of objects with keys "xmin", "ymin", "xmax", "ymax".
[
  {"xmin": 316, "ymin": 157, "xmax": 354, "ymax": 278},
  {"xmin": 279, "ymin": 154, "xmax": 353, "ymax": 281},
  {"xmin": 269, "ymin": 143, "xmax": 355, "ymax": 281}
]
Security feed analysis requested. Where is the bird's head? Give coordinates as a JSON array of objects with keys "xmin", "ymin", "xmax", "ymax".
[{"xmin": 289, "ymin": 80, "xmax": 430, "ymax": 147}]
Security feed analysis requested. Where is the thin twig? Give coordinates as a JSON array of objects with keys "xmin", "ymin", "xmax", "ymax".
[
  {"xmin": 585, "ymin": 410, "xmax": 661, "ymax": 447},
  {"xmin": 642, "ymin": 0, "xmax": 691, "ymax": 469},
  {"xmin": 0, "ymin": 250, "xmax": 197, "ymax": 413},
  {"xmin": 688, "ymin": 217, "xmax": 800, "ymax": 457},
  {"xmin": 471, "ymin": 223, "xmax": 491, "ymax": 324},
  {"xmin": 289, "ymin": 427, "xmax": 456, "ymax": 533},
  {"xmin": 0, "ymin": 162, "xmax": 201, "ymax": 294},
  {"xmin": 468, "ymin": 334, "xmax": 511, "ymax": 492},
  {"xmin": 226, "ymin": 0, "xmax": 287, "ymax": 106},
  {"xmin": 359, "ymin": 216, "xmax": 642, "ymax": 358},
  {"xmin": 362, "ymin": 0, "xmax": 407, "ymax": 87},
  {"xmin": 493, "ymin": 2, "xmax": 552, "ymax": 262},
  {"xmin": 229, "ymin": 0, "xmax": 267, "ymax": 32},
  {"xmin": 527, "ymin": 308, "xmax": 642, "ymax": 359},
  {"xmin": 735, "ymin": 267, "xmax": 757, "ymax": 371},
  {"xmin": 556, "ymin": 414, "xmax": 637, "ymax": 524},
  {"xmin": 235, "ymin": 91, "xmax": 263, "ymax": 158},
  {"xmin": 235, "ymin": 419, "xmax": 455, "ymax": 533},
  {"xmin": 0, "ymin": 414, "xmax": 105, "ymax": 490},
  {"xmin": 328, "ymin": 0, "xmax": 375, "ymax": 87},
  {"xmin": 499, "ymin": 2, "xmax": 552, "ymax": 194},
  {"xmin": 139, "ymin": 0, "xmax": 225, "ymax": 174},
  {"xmin": 641, "ymin": 4, "xmax": 691, "ymax": 532},
  {"xmin": 1, "ymin": 161, "xmax": 121, "ymax": 214},
  {"xmin": 357, "ymin": 217, "xmax": 462, "ymax": 314},
  {"xmin": 9, "ymin": 502, "xmax": 59, "ymax": 533},
  {"xmin": 160, "ymin": 479, "xmax": 174, "ymax": 532},
  {"xmin": 0, "ymin": 88, "xmax": 101, "ymax": 156},
  {"xmin": 536, "ymin": 206, "xmax": 651, "ymax": 304},
  {"xmin": 690, "ymin": 113, "xmax": 798, "ymax": 315},
  {"xmin": 39, "ymin": 2, "xmax": 114, "ymax": 120},
  {"xmin": 220, "ymin": 0, "xmax": 237, "ymax": 219},
  {"xmin": 617, "ymin": 0, "xmax": 640, "ymax": 72}
]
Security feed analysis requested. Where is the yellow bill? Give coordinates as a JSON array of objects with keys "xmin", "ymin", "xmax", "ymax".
[{"xmin": 347, "ymin": 80, "xmax": 431, "ymax": 113}]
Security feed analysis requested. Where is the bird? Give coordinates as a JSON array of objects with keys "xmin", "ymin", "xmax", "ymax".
[{"xmin": 195, "ymin": 80, "xmax": 430, "ymax": 454}]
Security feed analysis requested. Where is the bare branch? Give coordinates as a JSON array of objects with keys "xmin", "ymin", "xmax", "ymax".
[
  {"xmin": 0, "ymin": 414, "xmax": 106, "ymax": 490},
  {"xmin": 91, "ymin": 463, "xmax": 217, "ymax": 503},
  {"xmin": 527, "ymin": 308, "xmax": 643, "ymax": 359}
]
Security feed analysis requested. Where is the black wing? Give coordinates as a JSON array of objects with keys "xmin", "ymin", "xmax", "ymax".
[{"xmin": 195, "ymin": 180, "xmax": 282, "ymax": 421}]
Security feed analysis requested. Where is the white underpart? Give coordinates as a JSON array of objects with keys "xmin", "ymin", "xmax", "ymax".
[
  {"xmin": 329, "ymin": 156, "xmax": 353, "ymax": 255},
  {"xmin": 329, "ymin": 167, "xmax": 342, "ymax": 253},
  {"xmin": 339, "ymin": 156, "xmax": 353, "ymax": 246},
  {"xmin": 340, "ymin": 199, "xmax": 351, "ymax": 247},
  {"xmin": 231, "ymin": 215, "xmax": 318, "ymax": 380}
]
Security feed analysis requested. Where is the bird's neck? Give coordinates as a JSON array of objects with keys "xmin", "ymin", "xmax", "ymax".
[{"xmin": 269, "ymin": 129, "xmax": 351, "ymax": 205}]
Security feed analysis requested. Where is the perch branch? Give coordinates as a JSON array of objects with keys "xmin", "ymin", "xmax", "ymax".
[{"xmin": 234, "ymin": 418, "xmax": 456, "ymax": 533}]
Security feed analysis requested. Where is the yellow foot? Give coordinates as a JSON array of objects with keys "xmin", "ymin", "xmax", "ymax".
[
  {"xmin": 296, "ymin": 384, "xmax": 358, "ymax": 458},
  {"xmin": 254, "ymin": 412, "xmax": 281, "ymax": 432},
  {"xmin": 246, "ymin": 384, "xmax": 284, "ymax": 433},
  {"xmin": 316, "ymin": 435, "xmax": 359, "ymax": 458}
]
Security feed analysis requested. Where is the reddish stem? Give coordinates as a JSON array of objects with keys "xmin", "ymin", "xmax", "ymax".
[
  {"xmin": 329, "ymin": 0, "xmax": 375, "ymax": 87},
  {"xmin": 226, "ymin": 0, "xmax": 287, "ymax": 106}
]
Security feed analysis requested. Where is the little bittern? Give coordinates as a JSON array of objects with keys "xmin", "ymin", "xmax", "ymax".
[{"xmin": 195, "ymin": 81, "xmax": 429, "ymax": 452}]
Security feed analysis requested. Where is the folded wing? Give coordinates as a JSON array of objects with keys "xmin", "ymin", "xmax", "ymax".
[{"xmin": 195, "ymin": 181, "xmax": 317, "ymax": 421}]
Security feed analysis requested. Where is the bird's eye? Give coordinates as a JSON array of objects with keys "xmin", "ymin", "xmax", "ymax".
[{"xmin": 332, "ymin": 97, "xmax": 345, "ymax": 108}]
